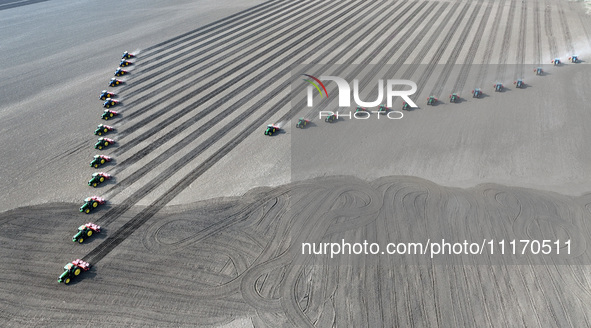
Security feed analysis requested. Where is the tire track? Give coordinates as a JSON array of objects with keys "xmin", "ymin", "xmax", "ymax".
[
  {"xmin": 308, "ymin": 0, "xmax": 432, "ymax": 112},
  {"xmin": 577, "ymin": 4, "xmax": 591, "ymax": 48},
  {"xmin": 83, "ymin": 1, "xmax": 392, "ymax": 262},
  {"xmin": 87, "ymin": 0, "xmax": 426, "ymax": 265},
  {"xmin": 495, "ymin": 0, "xmax": 516, "ymax": 82},
  {"xmin": 514, "ymin": 0, "xmax": 527, "ymax": 79},
  {"xmin": 452, "ymin": 0, "xmax": 492, "ymax": 94},
  {"xmin": 125, "ymin": 0, "xmax": 316, "ymax": 89},
  {"xmin": 112, "ymin": 0, "xmax": 323, "ymax": 129},
  {"xmin": 112, "ymin": 1, "xmax": 346, "ymax": 151},
  {"xmin": 412, "ymin": 1, "xmax": 471, "ymax": 97},
  {"xmin": 380, "ymin": 2, "xmax": 450, "ymax": 85},
  {"xmin": 557, "ymin": 3, "xmax": 574, "ymax": 55},
  {"xmin": 109, "ymin": 0, "xmax": 404, "ymax": 182},
  {"xmin": 106, "ymin": 0, "xmax": 373, "ymax": 186},
  {"xmin": 544, "ymin": 0, "xmax": 558, "ymax": 58},
  {"xmin": 400, "ymin": 2, "xmax": 461, "ymax": 82},
  {"xmin": 429, "ymin": 1, "xmax": 481, "ymax": 96},
  {"xmin": 276, "ymin": 0, "xmax": 435, "ymax": 128},
  {"xmin": 108, "ymin": 1, "xmax": 372, "ymax": 164},
  {"xmin": 140, "ymin": 0, "xmax": 286, "ymax": 57},
  {"xmin": 475, "ymin": 0, "xmax": 505, "ymax": 87},
  {"xmin": 533, "ymin": 0, "xmax": 542, "ymax": 65}
]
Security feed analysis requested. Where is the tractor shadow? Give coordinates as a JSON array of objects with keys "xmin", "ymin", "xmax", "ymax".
[
  {"xmin": 493, "ymin": 88, "xmax": 512, "ymax": 93},
  {"xmin": 67, "ymin": 268, "xmax": 98, "ymax": 286},
  {"xmin": 80, "ymin": 226, "xmax": 108, "ymax": 245},
  {"xmin": 472, "ymin": 93, "xmax": 489, "ymax": 99},
  {"xmin": 323, "ymin": 117, "xmax": 342, "ymax": 124},
  {"xmin": 83, "ymin": 203, "xmax": 112, "ymax": 216}
]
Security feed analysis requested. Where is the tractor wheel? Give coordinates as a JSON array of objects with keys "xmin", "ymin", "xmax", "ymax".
[
  {"xmin": 94, "ymin": 164, "xmax": 99, "ymax": 168},
  {"xmin": 268, "ymin": 132, "xmax": 273, "ymax": 136},
  {"xmin": 97, "ymin": 132, "xmax": 102, "ymax": 136},
  {"xmin": 99, "ymin": 177, "xmax": 105, "ymax": 182},
  {"xmin": 93, "ymin": 202, "xmax": 98, "ymax": 208},
  {"xmin": 87, "ymin": 230, "xmax": 93, "ymax": 237},
  {"xmin": 110, "ymin": 113, "xmax": 113, "ymax": 117},
  {"xmin": 104, "ymin": 142, "xmax": 109, "ymax": 146},
  {"xmin": 65, "ymin": 278, "xmax": 71, "ymax": 284},
  {"xmin": 74, "ymin": 268, "xmax": 81, "ymax": 276},
  {"xmin": 85, "ymin": 208, "xmax": 91, "ymax": 214},
  {"xmin": 98, "ymin": 145, "xmax": 103, "ymax": 150},
  {"xmin": 273, "ymin": 128, "xmax": 276, "ymax": 133},
  {"xmin": 103, "ymin": 128, "xmax": 108, "ymax": 133},
  {"xmin": 106, "ymin": 105, "xmax": 110, "ymax": 108},
  {"xmin": 93, "ymin": 183, "xmax": 97, "ymax": 187},
  {"xmin": 78, "ymin": 238, "xmax": 84, "ymax": 243},
  {"xmin": 100, "ymin": 159, "xmax": 105, "ymax": 164}
]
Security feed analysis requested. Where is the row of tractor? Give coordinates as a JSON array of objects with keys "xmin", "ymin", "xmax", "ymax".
[
  {"xmin": 59, "ymin": 51, "xmax": 136, "ymax": 285},
  {"xmin": 264, "ymin": 56, "xmax": 580, "ymax": 135}
]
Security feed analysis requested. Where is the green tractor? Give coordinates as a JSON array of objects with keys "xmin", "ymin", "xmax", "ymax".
[
  {"xmin": 90, "ymin": 155, "xmax": 112, "ymax": 168},
  {"xmin": 79, "ymin": 196, "xmax": 106, "ymax": 214},
  {"xmin": 94, "ymin": 124, "xmax": 114, "ymax": 136},
  {"xmin": 72, "ymin": 222, "xmax": 101, "ymax": 243},
  {"xmin": 58, "ymin": 259, "xmax": 91, "ymax": 284}
]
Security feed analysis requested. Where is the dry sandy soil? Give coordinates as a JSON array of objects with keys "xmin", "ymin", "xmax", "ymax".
[{"xmin": 2, "ymin": 0, "xmax": 591, "ymax": 326}]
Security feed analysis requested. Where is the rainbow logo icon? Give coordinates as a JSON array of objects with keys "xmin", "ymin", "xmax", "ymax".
[{"xmin": 302, "ymin": 74, "xmax": 328, "ymax": 98}]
